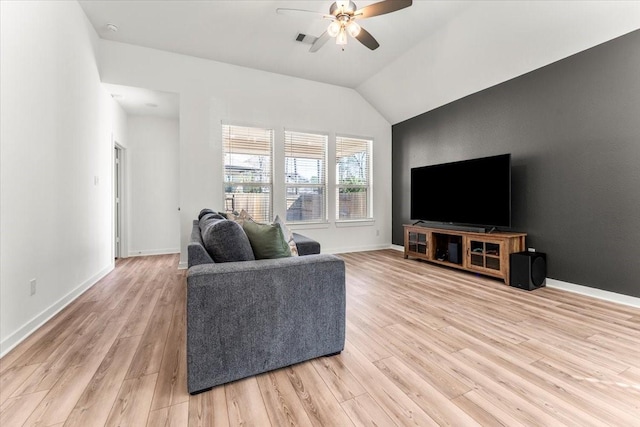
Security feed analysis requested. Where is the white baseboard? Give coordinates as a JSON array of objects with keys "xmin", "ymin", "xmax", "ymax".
[
  {"xmin": 348, "ymin": 244, "xmax": 640, "ymax": 308},
  {"xmin": 4, "ymin": 249, "xmax": 637, "ymax": 359},
  {"xmin": 128, "ymin": 248, "xmax": 180, "ymax": 257},
  {"xmin": 176, "ymin": 243, "xmax": 395, "ymax": 267},
  {"xmin": 546, "ymin": 278, "xmax": 640, "ymax": 308},
  {"xmin": 387, "ymin": 245, "xmax": 640, "ymax": 308},
  {"xmin": 0, "ymin": 262, "xmax": 115, "ymax": 358}
]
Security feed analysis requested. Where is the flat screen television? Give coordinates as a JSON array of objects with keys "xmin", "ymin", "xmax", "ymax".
[{"xmin": 410, "ymin": 153, "xmax": 511, "ymax": 229}]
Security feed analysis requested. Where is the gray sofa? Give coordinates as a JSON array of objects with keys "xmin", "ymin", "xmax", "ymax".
[{"xmin": 186, "ymin": 218, "xmax": 346, "ymax": 394}]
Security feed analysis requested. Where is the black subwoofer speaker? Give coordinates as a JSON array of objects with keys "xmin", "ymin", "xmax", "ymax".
[{"xmin": 510, "ymin": 251, "xmax": 546, "ymax": 290}]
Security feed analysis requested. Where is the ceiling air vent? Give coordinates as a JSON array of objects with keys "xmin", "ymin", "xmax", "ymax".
[{"xmin": 295, "ymin": 33, "xmax": 317, "ymax": 45}]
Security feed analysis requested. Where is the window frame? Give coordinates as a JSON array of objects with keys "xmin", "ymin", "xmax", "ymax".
[
  {"xmin": 335, "ymin": 135, "xmax": 373, "ymax": 222},
  {"xmin": 284, "ymin": 129, "xmax": 329, "ymax": 224},
  {"xmin": 221, "ymin": 123, "xmax": 274, "ymax": 223}
]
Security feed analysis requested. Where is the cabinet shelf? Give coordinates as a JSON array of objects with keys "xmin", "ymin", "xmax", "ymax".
[{"xmin": 404, "ymin": 225, "xmax": 526, "ymax": 285}]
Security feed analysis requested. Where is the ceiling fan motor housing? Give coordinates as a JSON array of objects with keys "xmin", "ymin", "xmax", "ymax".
[{"xmin": 330, "ymin": 1, "xmax": 357, "ymax": 17}]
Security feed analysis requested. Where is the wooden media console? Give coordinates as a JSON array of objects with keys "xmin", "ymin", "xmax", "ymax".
[{"xmin": 403, "ymin": 224, "xmax": 526, "ymax": 285}]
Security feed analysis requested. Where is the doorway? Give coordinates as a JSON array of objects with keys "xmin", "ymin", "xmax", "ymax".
[{"xmin": 114, "ymin": 144, "xmax": 124, "ymax": 259}]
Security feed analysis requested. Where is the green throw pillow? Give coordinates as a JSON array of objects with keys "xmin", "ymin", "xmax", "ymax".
[{"xmin": 242, "ymin": 219, "xmax": 292, "ymax": 259}]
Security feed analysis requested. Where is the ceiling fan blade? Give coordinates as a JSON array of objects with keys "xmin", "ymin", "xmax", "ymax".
[
  {"xmin": 276, "ymin": 8, "xmax": 332, "ymax": 19},
  {"xmin": 354, "ymin": 0, "xmax": 412, "ymax": 19},
  {"xmin": 355, "ymin": 27, "xmax": 380, "ymax": 50},
  {"xmin": 309, "ymin": 31, "xmax": 331, "ymax": 53}
]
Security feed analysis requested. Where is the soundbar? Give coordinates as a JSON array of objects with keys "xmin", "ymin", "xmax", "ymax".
[{"xmin": 413, "ymin": 222, "xmax": 488, "ymax": 233}]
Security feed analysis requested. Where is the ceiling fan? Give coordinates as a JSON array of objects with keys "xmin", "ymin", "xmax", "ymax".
[{"xmin": 277, "ymin": 0, "xmax": 413, "ymax": 52}]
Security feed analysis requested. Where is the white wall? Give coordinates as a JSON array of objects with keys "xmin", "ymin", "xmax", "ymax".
[
  {"xmin": 127, "ymin": 116, "xmax": 180, "ymax": 256},
  {"xmin": 0, "ymin": 1, "xmax": 120, "ymax": 355},
  {"xmin": 358, "ymin": 1, "xmax": 640, "ymax": 124},
  {"xmin": 98, "ymin": 41, "xmax": 393, "ymax": 266}
]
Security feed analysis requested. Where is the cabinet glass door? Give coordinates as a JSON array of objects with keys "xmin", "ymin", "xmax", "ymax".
[
  {"xmin": 468, "ymin": 239, "xmax": 502, "ymax": 271},
  {"xmin": 485, "ymin": 242, "xmax": 501, "ymax": 270},
  {"xmin": 470, "ymin": 241, "xmax": 484, "ymax": 267},
  {"xmin": 416, "ymin": 233, "xmax": 427, "ymax": 254},
  {"xmin": 408, "ymin": 231, "xmax": 428, "ymax": 255}
]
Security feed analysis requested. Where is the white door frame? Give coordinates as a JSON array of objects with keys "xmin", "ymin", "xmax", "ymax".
[{"xmin": 113, "ymin": 141, "xmax": 128, "ymax": 259}]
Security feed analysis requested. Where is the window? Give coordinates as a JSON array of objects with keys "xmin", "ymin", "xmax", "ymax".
[
  {"xmin": 336, "ymin": 136, "xmax": 372, "ymax": 220},
  {"xmin": 222, "ymin": 124, "xmax": 273, "ymax": 223},
  {"xmin": 284, "ymin": 131, "xmax": 328, "ymax": 223}
]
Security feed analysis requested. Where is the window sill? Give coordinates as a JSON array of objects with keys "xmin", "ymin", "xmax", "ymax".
[
  {"xmin": 287, "ymin": 221, "xmax": 330, "ymax": 230},
  {"xmin": 335, "ymin": 219, "xmax": 375, "ymax": 228}
]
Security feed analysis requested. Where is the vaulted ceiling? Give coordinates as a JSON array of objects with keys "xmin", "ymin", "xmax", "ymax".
[{"xmin": 79, "ymin": 1, "xmax": 640, "ymax": 123}]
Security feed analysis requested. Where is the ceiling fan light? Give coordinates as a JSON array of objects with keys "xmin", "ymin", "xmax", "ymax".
[
  {"xmin": 327, "ymin": 21, "xmax": 340, "ymax": 37},
  {"xmin": 346, "ymin": 21, "xmax": 361, "ymax": 37},
  {"xmin": 336, "ymin": 27, "xmax": 348, "ymax": 45}
]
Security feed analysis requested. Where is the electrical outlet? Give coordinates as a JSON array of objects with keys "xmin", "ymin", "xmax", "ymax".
[
  {"xmin": 376, "ymin": 229, "xmax": 380, "ymax": 237},
  {"xmin": 30, "ymin": 279, "xmax": 36, "ymax": 296},
  {"xmin": 528, "ymin": 247, "xmax": 536, "ymax": 252}
]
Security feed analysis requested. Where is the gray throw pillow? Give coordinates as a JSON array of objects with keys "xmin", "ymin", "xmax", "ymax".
[
  {"xmin": 198, "ymin": 208, "xmax": 216, "ymax": 220},
  {"xmin": 199, "ymin": 214, "xmax": 225, "ymax": 232},
  {"xmin": 201, "ymin": 219, "xmax": 255, "ymax": 263}
]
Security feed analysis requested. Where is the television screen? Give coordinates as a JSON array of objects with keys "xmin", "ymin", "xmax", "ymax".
[{"xmin": 410, "ymin": 154, "xmax": 511, "ymax": 228}]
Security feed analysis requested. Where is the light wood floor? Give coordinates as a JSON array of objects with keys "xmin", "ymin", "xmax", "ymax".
[{"xmin": 1, "ymin": 250, "xmax": 639, "ymax": 426}]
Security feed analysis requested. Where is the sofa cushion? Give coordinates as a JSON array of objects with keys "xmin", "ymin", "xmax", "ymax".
[
  {"xmin": 198, "ymin": 208, "xmax": 216, "ymax": 220},
  {"xmin": 242, "ymin": 219, "xmax": 291, "ymax": 259},
  {"xmin": 274, "ymin": 215, "xmax": 298, "ymax": 257},
  {"xmin": 201, "ymin": 219, "xmax": 255, "ymax": 263}
]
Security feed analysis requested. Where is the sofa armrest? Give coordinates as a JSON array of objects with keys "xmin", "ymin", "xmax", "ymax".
[
  {"xmin": 292, "ymin": 232, "xmax": 321, "ymax": 255},
  {"xmin": 186, "ymin": 254, "xmax": 345, "ymax": 393},
  {"xmin": 187, "ymin": 242, "xmax": 214, "ymax": 268}
]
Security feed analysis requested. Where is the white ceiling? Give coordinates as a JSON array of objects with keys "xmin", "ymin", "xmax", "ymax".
[
  {"xmin": 103, "ymin": 83, "xmax": 179, "ymax": 118},
  {"xmin": 79, "ymin": 0, "xmax": 470, "ymax": 88},
  {"xmin": 80, "ymin": 1, "xmax": 640, "ymax": 123}
]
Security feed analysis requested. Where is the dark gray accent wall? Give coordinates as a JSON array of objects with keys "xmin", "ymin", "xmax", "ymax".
[{"xmin": 392, "ymin": 30, "xmax": 640, "ymax": 298}]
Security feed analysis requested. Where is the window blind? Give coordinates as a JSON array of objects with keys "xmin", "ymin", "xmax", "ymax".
[
  {"xmin": 222, "ymin": 124, "xmax": 273, "ymax": 223},
  {"xmin": 284, "ymin": 131, "xmax": 327, "ymax": 222},
  {"xmin": 336, "ymin": 136, "xmax": 372, "ymax": 220}
]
